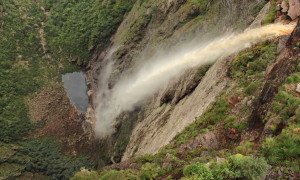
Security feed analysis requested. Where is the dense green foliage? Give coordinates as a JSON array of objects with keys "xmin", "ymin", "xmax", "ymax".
[
  {"xmin": 183, "ymin": 163, "xmax": 213, "ymax": 179},
  {"xmin": 230, "ymin": 40, "xmax": 278, "ymax": 88},
  {"xmin": 261, "ymin": 60, "xmax": 300, "ymax": 171},
  {"xmin": 262, "ymin": 2, "xmax": 276, "ymax": 25},
  {"xmin": 44, "ymin": 0, "xmax": 136, "ymax": 64},
  {"xmin": 0, "ymin": 139, "xmax": 94, "ymax": 180},
  {"xmin": 0, "ymin": 0, "xmax": 135, "ymax": 142},
  {"xmin": 262, "ymin": 125, "xmax": 300, "ymax": 165},
  {"xmin": 182, "ymin": 155, "xmax": 268, "ymax": 180},
  {"xmin": 0, "ymin": 0, "xmax": 47, "ymax": 142},
  {"xmin": 73, "ymin": 153, "xmax": 268, "ymax": 180},
  {"xmin": 19, "ymin": 138, "xmax": 94, "ymax": 180}
]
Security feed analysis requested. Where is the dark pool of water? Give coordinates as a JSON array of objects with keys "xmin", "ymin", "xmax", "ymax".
[{"xmin": 62, "ymin": 72, "xmax": 89, "ymax": 112}]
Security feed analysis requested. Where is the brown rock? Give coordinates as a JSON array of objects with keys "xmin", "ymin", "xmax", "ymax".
[
  {"xmin": 281, "ymin": 1, "xmax": 289, "ymax": 13},
  {"xmin": 277, "ymin": 3, "xmax": 282, "ymax": 11},
  {"xmin": 296, "ymin": 83, "xmax": 300, "ymax": 93},
  {"xmin": 288, "ymin": 0, "xmax": 300, "ymax": 20}
]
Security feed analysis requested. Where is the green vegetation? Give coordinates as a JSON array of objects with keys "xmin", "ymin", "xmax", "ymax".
[
  {"xmin": 0, "ymin": 139, "xmax": 94, "ymax": 180},
  {"xmin": 235, "ymin": 141, "xmax": 255, "ymax": 155},
  {"xmin": 262, "ymin": 2, "xmax": 276, "ymax": 25},
  {"xmin": 1, "ymin": 0, "xmax": 136, "ymax": 176},
  {"xmin": 271, "ymin": 91, "xmax": 300, "ymax": 121},
  {"xmin": 71, "ymin": 170, "xmax": 101, "ymax": 180},
  {"xmin": 251, "ymin": 1, "xmax": 267, "ymax": 16},
  {"xmin": 285, "ymin": 72, "xmax": 300, "ymax": 84},
  {"xmin": 78, "ymin": 153, "xmax": 268, "ymax": 180},
  {"xmin": 261, "ymin": 125, "xmax": 300, "ymax": 170},
  {"xmin": 0, "ymin": 0, "xmax": 48, "ymax": 142},
  {"xmin": 183, "ymin": 163, "xmax": 213, "ymax": 179},
  {"xmin": 182, "ymin": 155, "xmax": 269, "ymax": 180},
  {"xmin": 44, "ymin": 0, "xmax": 137, "ymax": 64},
  {"xmin": 99, "ymin": 169, "xmax": 140, "ymax": 180},
  {"xmin": 189, "ymin": 0, "xmax": 209, "ymax": 12},
  {"xmin": 230, "ymin": 40, "xmax": 278, "ymax": 87},
  {"xmin": 210, "ymin": 155, "xmax": 269, "ymax": 180},
  {"xmin": 244, "ymin": 82, "xmax": 261, "ymax": 96}
]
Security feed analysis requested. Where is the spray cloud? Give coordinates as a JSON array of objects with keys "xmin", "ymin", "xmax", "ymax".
[{"xmin": 95, "ymin": 23, "xmax": 295, "ymax": 137}]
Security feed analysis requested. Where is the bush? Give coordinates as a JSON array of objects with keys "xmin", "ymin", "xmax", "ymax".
[
  {"xmin": 140, "ymin": 163, "xmax": 161, "ymax": 180},
  {"xmin": 261, "ymin": 125, "xmax": 300, "ymax": 163},
  {"xmin": 183, "ymin": 163, "xmax": 213, "ymax": 180},
  {"xmin": 244, "ymin": 82, "xmax": 260, "ymax": 96},
  {"xmin": 71, "ymin": 170, "xmax": 101, "ymax": 180},
  {"xmin": 295, "ymin": 107, "xmax": 300, "ymax": 123},
  {"xmin": 135, "ymin": 154, "xmax": 155, "ymax": 163},
  {"xmin": 224, "ymin": 122, "xmax": 247, "ymax": 132},
  {"xmin": 100, "ymin": 169, "xmax": 140, "ymax": 180},
  {"xmin": 211, "ymin": 155, "xmax": 269, "ymax": 180},
  {"xmin": 235, "ymin": 141, "xmax": 255, "ymax": 155},
  {"xmin": 272, "ymin": 91, "xmax": 300, "ymax": 121}
]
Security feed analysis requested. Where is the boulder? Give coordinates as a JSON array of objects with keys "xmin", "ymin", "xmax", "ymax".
[
  {"xmin": 288, "ymin": 0, "xmax": 300, "ymax": 20},
  {"xmin": 281, "ymin": 1, "xmax": 289, "ymax": 13},
  {"xmin": 296, "ymin": 83, "xmax": 300, "ymax": 93}
]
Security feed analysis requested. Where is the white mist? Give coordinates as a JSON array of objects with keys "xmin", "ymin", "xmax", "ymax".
[{"xmin": 95, "ymin": 23, "xmax": 295, "ymax": 137}]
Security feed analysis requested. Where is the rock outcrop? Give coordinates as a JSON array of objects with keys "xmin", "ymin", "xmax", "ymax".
[
  {"xmin": 288, "ymin": 0, "xmax": 300, "ymax": 20},
  {"xmin": 86, "ymin": 0, "xmax": 268, "ymax": 162}
]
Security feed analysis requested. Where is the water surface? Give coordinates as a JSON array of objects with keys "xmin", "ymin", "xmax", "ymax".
[{"xmin": 62, "ymin": 72, "xmax": 89, "ymax": 112}]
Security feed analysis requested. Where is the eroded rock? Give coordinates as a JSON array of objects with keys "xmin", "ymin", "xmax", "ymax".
[
  {"xmin": 281, "ymin": 1, "xmax": 289, "ymax": 13},
  {"xmin": 296, "ymin": 83, "xmax": 300, "ymax": 93},
  {"xmin": 288, "ymin": 0, "xmax": 300, "ymax": 20}
]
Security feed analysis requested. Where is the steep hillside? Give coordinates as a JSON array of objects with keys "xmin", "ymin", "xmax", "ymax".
[
  {"xmin": 75, "ymin": 19, "xmax": 300, "ymax": 180},
  {"xmin": 86, "ymin": 0, "xmax": 271, "ymax": 163},
  {"xmin": 1, "ymin": 0, "xmax": 300, "ymax": 179},
  {"xmin": 79, "ymin": 0, "xmax": 299, "ymax": 179},
  {"xmin": 0, "ymin": 0, "xmax": 137, "ymax": 179}
]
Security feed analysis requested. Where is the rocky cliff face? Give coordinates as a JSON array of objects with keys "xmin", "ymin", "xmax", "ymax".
[{"xmin": 86, "ymin": 0, "xmax": 269, "ymax": 162}]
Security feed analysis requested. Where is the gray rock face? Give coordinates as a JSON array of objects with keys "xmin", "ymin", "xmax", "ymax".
[
  {"xmin": 288, "ymin": 0, "xmax": 300, "ymax": 20},
  {"xmin": 248, "ymin": 2, "xmax": 271, "ymax": 29}
]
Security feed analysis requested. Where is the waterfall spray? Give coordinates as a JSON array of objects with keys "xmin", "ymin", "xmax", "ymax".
[{"xmin": 95, "ymin": 23, "xmax": 295, "ymax": 138}]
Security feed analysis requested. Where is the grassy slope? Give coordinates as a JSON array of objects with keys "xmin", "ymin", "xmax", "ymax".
[{"xmin": 0, "ymin": 0, "xmax": 136, "ymax": 179}]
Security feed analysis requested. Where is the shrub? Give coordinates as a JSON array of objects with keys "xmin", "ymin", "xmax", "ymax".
[
  {"xmin": 286, "ymin": 76, "xmax": 294, "ymax": 84},
  {"xmin": 224, "ymin": 122, "xmax": 247, "ymax": 132},
  {"xmin": 183, "ymin": 163, "xmax": 214, "ymax": 180},
  {"xmin": 272, "ymin": 91, "xmax": 300, "ymax": 121},
  {"xmin": 295, "ymin": 107, "xmax": 300, "ymax": 123},
  {"xmin": 100, "ymin": 169, "xmax": 140, "ymax": 180},
  {"xmin": 261, "ymin": 125, "xmax": 300, "ymax": 163},
  {"xmin": 71, "ymin": 170, "xmax": 101, "ymax": 180},
  {"xmin": 211, "ymin": 155, "xmax": 269, "ymax": 180},
  {"xmin": 140, "ymin": 163, "xmax": 161, "ymax": 180},
  {"xmin": 297, "ymin": 63, "xmax": 300, "ymax": 72},
  {"xmin": 235, "ymin": 141, "xmax": 255, "ymax": 155},
  {"xmin": 244, "ymin": 82, "xmax": 260, "ymax": 96},
  {"xmin": 135, "ymin": 154, "xmax": 155, "ymax": 163}
]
